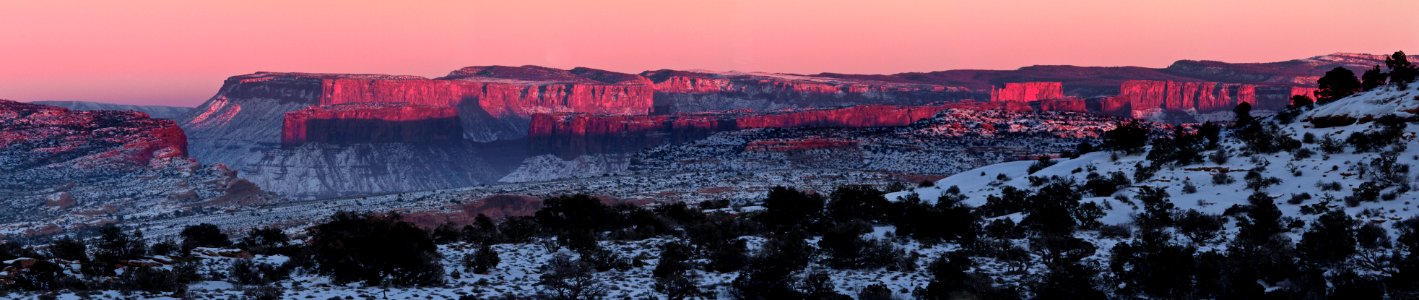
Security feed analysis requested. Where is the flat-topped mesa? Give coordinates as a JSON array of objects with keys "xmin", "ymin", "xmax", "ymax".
[
  {"xmin": 0, "ymin": 100, "xmax": 188, "ymax": 168},
  {"xmin": 186, "ymin": 66, "xmax": 656, "ymax": 144},
  {"xmin": 640, "ymin": 70, "xmax": 974, "ymax": 113},
  {"xmin": 989, "ymin": 82, "xmax": 1065, "ymax": 102},
  {"xmin": 438, "ymin": 66, "xmax": 655, "ymax": 123},
  {"xmin": 1102, "ymin": 80, "xmax": 1258, "ymax": 117},
  {"xmin": 282, "ymin": 103, "xmax": 462, "ymax": 146}
]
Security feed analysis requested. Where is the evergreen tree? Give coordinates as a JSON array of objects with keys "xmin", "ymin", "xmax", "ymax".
[
  {"xmin": 653, "ymin": 242, "xmax": 701, "ymax": 299},
  {"xmin": 1109, "ymin": 231, "xmax": 1197, "ymax": 298},
  {"xmin": 760, "ymin": 187, "xmax": 826, "ymax": 231},
  {"xmin": 916, "ymin": 251, "xmax": 1017, "ymax": 299},
  {"xmin": 732, "ymin": 232, "xmax": 813, "ymax": 299},
  {"xmin": 538, "ymin": 252, "xmax": 606, "ymax": 300},
  {"xmin": 1361, "ymin": 65, "xmax": 1389, "ymax": 91},
  {"xmin": 1290, "ymin": 95, "xmax": 1314, "ymax": 109},
  {"xmin": 825, "ymin": 185, "xmax": 890, "ymax": 224},
  {"xmin": 48, "ymin": 238, "xmax": 88, "ymax": 262},
  {"xmin": 1387, "ymin": 51, "xmax": 1417, "ymax": 87},
  {"xmin": 238, "ymin": 227, "xmax": 292, "ymax": 256},
  {"xmin": 1316, "ymin": 67, "xmax": 1362, "ymax": 104},
  {"xmin": 468, "ymin": 243, "xmax": 500, "ymax": 274},
  {"xmin": 1102, "ymin": 120, "xmax": 1150, "ymax": 153},
  {"xmin": 179, "ymin": 223, "xmax": 231, "ymax": 254},
  {"xmin": 92, "ymin": 225, "xmax": 147, "ymax": 275},
  {"xmin": 307, "ymin": 212, "xmax": 444, "ymax": 286},
  {"xmin": 1298, "ymin": 209, "xmax": 1357, "ymax": 266},
  {"xmin": 1237, "ymin": 192, "xmax": 1284, "ymax": 244}
]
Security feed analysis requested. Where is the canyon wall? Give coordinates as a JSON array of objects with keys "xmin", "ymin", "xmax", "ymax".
[
  {"xmin": 282, "ymin": 104, "xmax": 462, "ymax": 146},
  {"xmin": 1, "ymin": 99, "xmax": 188, "ymax": 168},
  {"xmin": 529, "ymin": 104, "xmax": 966, "ymax": 157},
  {"xmin": 989, "ymin": 82, "xmax": 1065, "ymax": 102},
  {"xmin": 1103, "ymin": 80, "xmax": 1258, "ymax": 116},
  {"xmin": 181, "ymin": 66, "xmax": 652, "ymax": 197},
  {"xmin": 641, "ymin": 70, "xmax": 979, "ymax": 113}
]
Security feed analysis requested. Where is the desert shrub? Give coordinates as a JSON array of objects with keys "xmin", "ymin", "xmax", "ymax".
[{"xmin": 307, "ymin": 212, "xmax": 444, "ymax": 287}]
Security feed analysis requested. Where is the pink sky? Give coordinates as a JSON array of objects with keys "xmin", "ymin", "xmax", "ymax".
[{"xmin": 1, "ymin": 0, "xmax": 1416, "ymax": 106}]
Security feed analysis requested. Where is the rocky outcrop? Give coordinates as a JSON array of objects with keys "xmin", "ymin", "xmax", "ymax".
[
  {"xmin": 641, "ymin": 70, "xmax": 978, "ymax": 113},
  {"xmin": 0, "ymin": 100, "xmax": 265, "ymax": 226},
  {"xmin": 188, "ymin": 66, "xmax": 653, "ymax": 145},
  {"xmin": 181, "ymin": 66, "xmax": 653, "ymax": 198},
  {"xmin": 989, "ymin": 82, "xmax": 1065, "ymax": 102},
  {"xmin": 1035, "ymin": 99, "xmax": 1088, "ymax": 112},
  {"xmin": 282, "ymin": 104, "xmax": 462, "ymax": 146},
  {"xmin": 528, "ymin": 105, "xmax": 953, "ymax": 157},
  {"xmin": 1104, "ymin": 80, "xmax": 1258, "ymax": 117},
  {"xmin": 1291, "ymin": 86, "xmax": 1320, "ymax": 101},
  {"xmin": 0, "ymin": 99, "xmax": 187, "ymax": 168}
]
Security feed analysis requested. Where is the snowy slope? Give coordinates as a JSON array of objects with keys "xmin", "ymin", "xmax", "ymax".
[{"xmin": 893, "ymin": 84, "xmax": 1419, "ymax": 229}]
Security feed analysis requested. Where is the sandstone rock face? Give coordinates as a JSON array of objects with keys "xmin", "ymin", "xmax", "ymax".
[
  {"xmin": 1035, "ymin": 99, "xmax": 1088, "ymax": 112},
  {"xmin": 1104, "ymin": 80, "xmax": 1258, "ymax": 117},
  {"xmin": 989, "ymin": 82, "xmax": 1065, "ymax": 102},
  {"xmin": 0, "ymin": 100, "xmax": 260, "ymax": 226},
  {"xmin": 0, "ymin": 99, "xmax": 187, "ymax": 168},
  {"xmin": 641, "ymin": 70, "xmax": 978, "ymax": 113},
  {"xmin": 528, "ymin": 105, "xmax": 953, "ymax": 157},
  {"xmin": 32, "ymin": 101, "xmax": 193, "ymax": 120},
  {"xmin": 189, "ymin": 66, "xmax": 653, "ymax": 145},
  {"xmin": 173, "ymin": 53, "xmax": 1396, "ymax": 198},
  {"xmin": 181, "ymin": 66, "xmax": 652, "ymax": 197},
  {"xmin": 282, "ymin": 104, "xmax": 462, "ymax": 146}
]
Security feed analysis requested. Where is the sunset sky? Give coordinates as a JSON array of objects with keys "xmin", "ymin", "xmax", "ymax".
[{"xmin": 2, "ymin": 0, "xmax": 1417, "ymax": 106}]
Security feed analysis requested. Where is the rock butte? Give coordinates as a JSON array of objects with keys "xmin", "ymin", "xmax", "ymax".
[{"xmin": 0, "ymin": 99, "xmax": 188, "ymax": 168}]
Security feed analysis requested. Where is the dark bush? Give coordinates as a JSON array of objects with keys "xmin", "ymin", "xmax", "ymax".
[
  {"xmin": 307, "ymin": 212, "xmax": 444, "ymax": 286},
  {"xmin": 179, "ymin": 223, "xmax": 231, "ymax": 254}
]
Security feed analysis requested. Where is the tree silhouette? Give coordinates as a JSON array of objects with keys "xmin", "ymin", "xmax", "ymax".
[
  {"xmin": 1315, "ymin": 67, "xmax": 1361, "ymax": 104},
  {"xmin": 1361, "ymin": 65, "xmax": 1389, "ymax": 91},
  {"xmin": 1387, "ymin": 51, "xmax": 1416, "ymax": 87}
]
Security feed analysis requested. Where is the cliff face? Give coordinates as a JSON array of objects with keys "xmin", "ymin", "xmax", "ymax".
[
  {"xmin": 188, "ymin": 67, "xmax": 654, "ymax": 145},
  {"xmin": 282, "ymin": 104, "xmax": 462, "ymax": 146},
  {"xmin": 1104, "ymin": 80, "xmax": 1258, "ymax": 116},
  {"xmin": 0, "ymin": 100, "xmax": 273, "ymax": 228},
  {"xmin": 641, "ymin": 70, "xmax": 979, "ymax": 113},
  {"xmin": 1035, "ymin": 99, "xmax": 1088, "ymax": 112},
  {"xmin": 989, "ymin": 82, "xmax": 1065, "ymax": 102},
  {"xmin": 528, "ymin": 105, "xmax": 953, "ymax": 157},
  {"xmin": 181, "ymin": 66, "xmax": 651, "ymax": 198},
  {"xmin": 0, "ymin": 100, "xmax": 188, "ymax": 168}
]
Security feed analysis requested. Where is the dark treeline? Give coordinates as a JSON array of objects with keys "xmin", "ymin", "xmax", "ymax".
[{"xmin": 6, "ymin": 179, "xmax": 1419, "ymax": 299}]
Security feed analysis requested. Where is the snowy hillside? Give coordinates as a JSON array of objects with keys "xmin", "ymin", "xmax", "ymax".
[{"xmin": 894, "ymin": 84, "xmax": 1419, "ymax": 224}]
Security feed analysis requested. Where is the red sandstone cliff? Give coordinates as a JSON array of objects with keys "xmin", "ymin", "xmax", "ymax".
[
  {"xmin": 282, "ymin": 103, "xmax": 462, "ymax": 146},
  {"xmin": 989, "ymin": 82, "xmax": 1065, "ymax": 102},
  {"xmin": 189, "ymin": 66, "xmax": 656, "ymax": 145},
  {"xmin": 1104, "ymin": 80, "xmax": 1259, "ymax": 116},
  {"xmin": 527, "ymin": 104, "xmax": 960, "ymax": 157},
  {"xmin": 640, "ymin": 70, "xmax": 977, "ymax": 113},
  {"xmin": 0, "ymin": 100, "xmax": 188, "ymax": 168}
]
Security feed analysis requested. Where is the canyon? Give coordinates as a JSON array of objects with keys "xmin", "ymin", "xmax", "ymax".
[{"xmin": 160, "ymin": 53, "xmax": 1392, "ymax": 198}]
